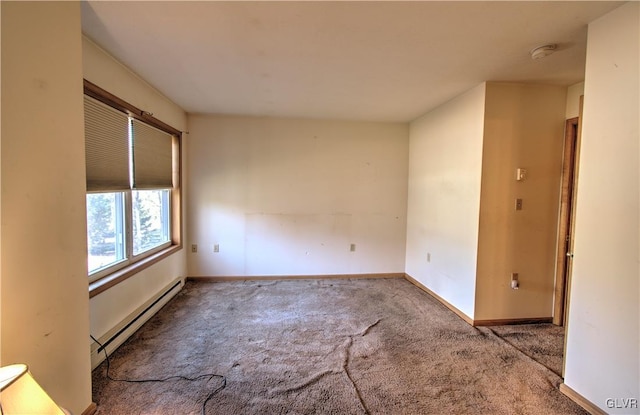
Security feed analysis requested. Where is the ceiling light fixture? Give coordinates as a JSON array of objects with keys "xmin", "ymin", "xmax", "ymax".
[{"xmin": 530, "ymin": 44, "xmax": 557, "ymax": 60}]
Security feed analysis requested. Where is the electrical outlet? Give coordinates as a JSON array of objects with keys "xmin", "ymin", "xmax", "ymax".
[
  {"xmin": 213, "ymin": 244, "xmax": 219, "ymax": 253},
  {"xmin": 350, "ymin": 243, "xmax": 356, "ymax": 252},
  {"xmin": 191, "ymin": 244, "xmax": 197, "ymax": 253},
  {"xmin": 511, "ymin": 272, "xmax": 519, "ymax": 290}
]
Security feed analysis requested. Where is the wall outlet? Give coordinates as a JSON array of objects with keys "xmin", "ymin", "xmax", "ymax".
[
  {"xmin": 191, "ymin": 244, "xmax": 198, "ymax": 253},
  {"xmin": 350, "ymin": 243, "xmax": 356, "ymax": 252},
  {"xmin": 213, "ymin": 244, "xmax": 220, "ymax": 253},
  {"xmin": 510, "ymin": 272, "xmax": 519, "ymax": 289}
]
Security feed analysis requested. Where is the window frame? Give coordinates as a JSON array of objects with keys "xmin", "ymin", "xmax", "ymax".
[
  {"xmin": 87, "ymin": 189, "xmax": 173, "ymax": 282},
  {"xmin": 85, "ymin": 80, "xmax": 183, "ymax": 298}
]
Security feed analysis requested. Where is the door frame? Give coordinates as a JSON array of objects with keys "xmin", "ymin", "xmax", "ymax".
[{"xmin": 553, "ymin": 97, "xmax": 584, "ymax": 328}]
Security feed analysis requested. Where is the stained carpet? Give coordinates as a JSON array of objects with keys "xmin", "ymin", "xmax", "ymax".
[
  {"xmin": 92, "ymin": 278, "xmax": 585, "ymax": 414},
  {"xmin": 488, "ymin": 323, "xmax": 565, "ymax": 377}
]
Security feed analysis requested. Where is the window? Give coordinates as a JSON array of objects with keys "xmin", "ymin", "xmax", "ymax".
[
  {"xmin": 132, "ymin": 189, "xmax": 171, "ymax": 256},
  {"xmin": 84, "ymin": 81, "xmax": 182, "ymax": 290},
  {"xmin": 87, "ymin": 192, "xmax": 125, "ymax": 274}
]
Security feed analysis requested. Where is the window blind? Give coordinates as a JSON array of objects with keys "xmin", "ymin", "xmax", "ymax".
[
  {"xmin": 84, "ymin": 96, "xmax": 131, "ymax": 191},
  {"xmin": 131, "ymin": 118, "xmax": 173, "ymax": 189}
]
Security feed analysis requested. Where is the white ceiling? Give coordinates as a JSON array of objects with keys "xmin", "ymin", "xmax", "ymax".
[{"xmin": 81, "ymin": 1, "xmax": 622, "ymax": 122}]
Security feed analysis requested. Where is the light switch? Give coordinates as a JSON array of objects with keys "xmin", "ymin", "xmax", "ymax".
[
  {"xmin": 516, "ymin": 168, "xmax": 527, "ymax": 181},
  {"xmin": 515, "ymin": 198, "xmax": 523, "ymax": 210}
]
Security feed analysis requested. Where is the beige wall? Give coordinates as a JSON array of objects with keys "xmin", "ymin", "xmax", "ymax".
[
  {"xmin": 0, "ymin": 4, "xmax": 633, "ymax": 415},
  {"xmin": 474, "ymin": 83, "xmax": 566, "ymax": 321},
  {"xmin": 406, "ymin": 82, "xmax": 566, "ymax": 322},
  {"xmin": 0, "ymin": 0, "xmax": 3, "ymax": 364},
  {"xmin": 1, "ymin": 3, "xmax": 92, "ymax": 413},
  {"xmin": 405, "ymin": 84, "xmax": 486, "ymax": 319},
  {"xmin": 82, "ymin": 36, "xmax": 186, "ymax": 131},
  {"xmin": 187, "ymin": 115, "xmax": 408, "ymax": 277},
  {"xmin": 565, "ymin": 82, "xmax": 584, "ymax": 119},
  {"xmin": 564, "ymin": 2, "xmax": 639, "ymax": 412},
  {"xmin": 82, "ymin": 37, "xmax": 189, "ymax": 352}
]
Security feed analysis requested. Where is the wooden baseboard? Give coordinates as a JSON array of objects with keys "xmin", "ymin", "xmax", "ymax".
[
  {"xmin": 402, "ymin": 275, "xmax": 553, "ymax": 327},
  {"xmin": 473, "ymin": 317, "xmax": 553, "ymax": 326},
  {"xmin": 403, "ymin": 274, "xmax": 474, "ymax": 326},
  {"xmin": 560, "ymin": 383, "xmax": 607, "ymax": 415},
  {"xmin": 189, "ymin": 273, "xmax": 550, "ymax": 329},
  {"xmin": 187, "ymin": 273, "xmax": 405, "ymax": 282},
  {"xmin": 81, "ymin": 402, "xmax": 97, "ymax": 415}
]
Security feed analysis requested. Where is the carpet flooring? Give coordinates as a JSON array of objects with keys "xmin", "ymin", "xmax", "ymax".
[
  {"xmin": 92, "ymin": 278, "xmax": 585, "ymax": 414},
  {"xmin": 488, "ymin": 323, "xmax": 565, "ymax": 377}
]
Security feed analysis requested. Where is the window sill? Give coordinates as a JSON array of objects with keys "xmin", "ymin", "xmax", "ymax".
[{"xmin": 89, "ymin": 244, "xmax": 182, "ymax": 298}]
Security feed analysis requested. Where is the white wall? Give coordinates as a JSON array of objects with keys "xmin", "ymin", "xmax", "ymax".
[
  {"xmin": 83, "ymin": 37, "xmax": 189, "ymax": 341},
  {"xmin": 564, "ymin": 2, "xmax": 639, "ymax": 413},
  {"xmin": 1, "ymin": 3, "xmax": 92, "ymax": 413},
  {"xmin": 187, "ymin": 115, "xmax": 408, "ymax": 277},
  {"xmin": 405, "ymin": 84, "xmax": 486, "ymax": 319}
]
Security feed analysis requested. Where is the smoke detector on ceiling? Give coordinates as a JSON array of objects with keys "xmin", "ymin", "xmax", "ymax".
[{"xmin": 530, "ymin": 44, "xmax": 557, "ymax": 60}]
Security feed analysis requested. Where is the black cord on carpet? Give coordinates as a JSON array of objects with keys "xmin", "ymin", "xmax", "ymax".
[{"xmin": 90, "ymin": 335, "xmax": 226, "ymax": 415}]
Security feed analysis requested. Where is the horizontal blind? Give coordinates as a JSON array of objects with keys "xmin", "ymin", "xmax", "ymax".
[
  {"xmin": 131, "ymin": 118, "xmax": 173, "ymax": 189},
  {"xmin": 84, "ymin": 95, "xmax": 131, "ymax": 191}
]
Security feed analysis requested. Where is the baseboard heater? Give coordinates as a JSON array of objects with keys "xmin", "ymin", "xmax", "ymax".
[{"xmin": 96, "ymin": 279, "xmax": 182, "ymax": 354}]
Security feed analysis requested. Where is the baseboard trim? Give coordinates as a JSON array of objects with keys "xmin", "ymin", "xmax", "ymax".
[
  {"xmin": 560, "ymin": 383, "xmax": 607, "ymax": 415},
  {"xmin": 90, "ymin": 277, "xmax": 185, "ymax": 370},
  {"xmin": 187, "ymin": 273, "xmax": 405, "ymax": 282},
  {"xmin": 81, "ymin": 402, "xmax": 97, "ymax": 415},
  {"xmin": 473, "ymin": 317, "xmax": 553, "ymax": 326},
  {"xmin": 403, "ymin": 274, "xmax": 474, "ymax": 326},
  {"xmin": 403, "ymin": 275, "xmax": 555, "ymax": 327}
]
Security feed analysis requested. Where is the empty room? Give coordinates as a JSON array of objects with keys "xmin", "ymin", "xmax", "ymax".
[{"xmin": 0, "ymin": 1, "xmax": 638, "ymax": 415}]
